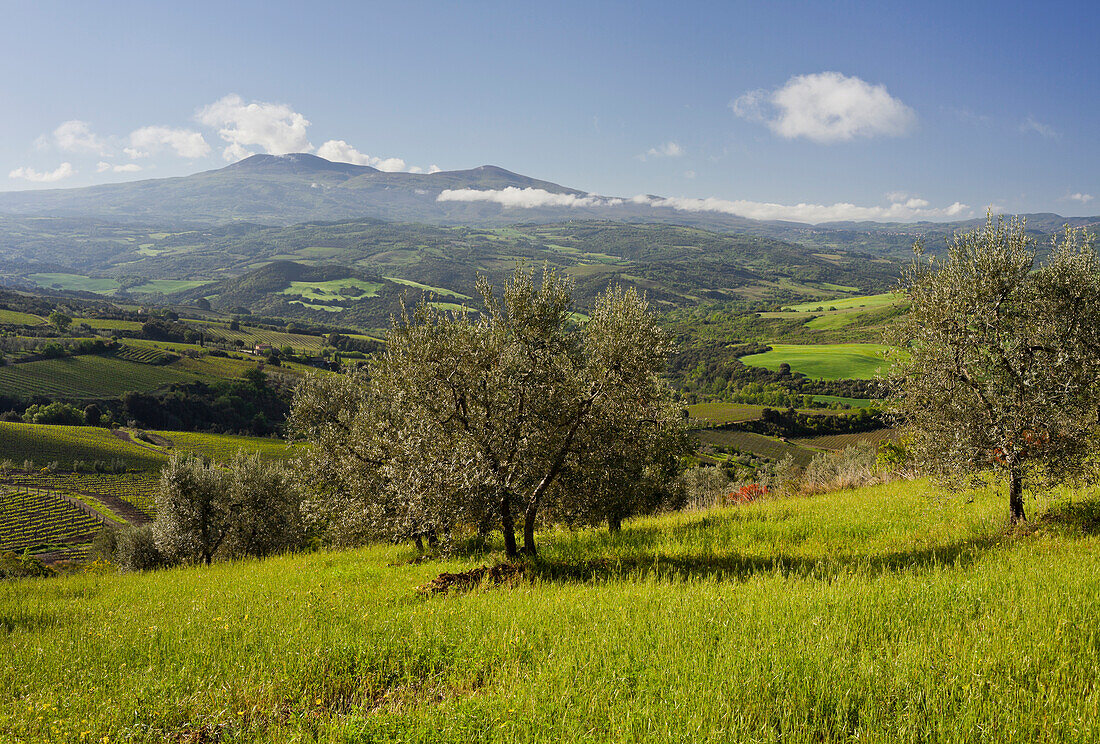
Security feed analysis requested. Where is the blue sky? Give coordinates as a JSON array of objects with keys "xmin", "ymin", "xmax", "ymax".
[{"xmin": 1, "ymin": 0, "xmax": 1096, "ymax": 222}]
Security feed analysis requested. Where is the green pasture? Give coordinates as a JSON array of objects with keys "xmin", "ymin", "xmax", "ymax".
[
  {"xmin": 149, "ymin": 431, "xmax": 300, "ymax": 464},
  {"xmin": 73, "ymin": 317, "xmax": 144, "ymax": 331},
  {"xmin": 812, "ymin": 395, "xmax": 876, "ymax": 409},
  {"xmin": 0, "ymin": 309, "xmax": 44, "ymax": 325},
  {"xmin": 3, "ymin": 480, "xmax": 1100, "ymax": 742},
  {"xmin": 740, "ymin": 343, "xmax": 891, "ymax": 380},
  {"xmin": 385, "ymin": 277, "xmax": 470, "ymax": 299},
  {"xmin": 280, "ymin": 279, "xmax": 383, "ymax": 302},
  {"xmin": 129, "ymin": 279, "xmax": 212, "ymax": 294},
  {"xmin": 26, "ymin": 273, "xmax": 120, "ymax": 294},
  {"xmin": 782, "ymin": 292, "xmax": 902, "ymax": 313}
]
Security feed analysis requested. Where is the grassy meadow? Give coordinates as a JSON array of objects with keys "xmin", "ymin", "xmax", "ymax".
[
  {"xmin": 740, "ymin": 343, "xmax": 891, "ymax": 380},
  {"xmin": 4, "ymin": 479, "xmax": 1098, "ymax": 743}
]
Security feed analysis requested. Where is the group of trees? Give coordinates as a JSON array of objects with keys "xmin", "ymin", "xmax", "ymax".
[{"xmin": 290, "ymin": 270, "xmax": 688, "ymax": 557}]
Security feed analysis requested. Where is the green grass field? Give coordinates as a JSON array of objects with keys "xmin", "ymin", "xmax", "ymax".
[
  {"xmin": 129, "ymin": 279, "xmax": 212, "ymax": 294},
  {"xmin": 25, "ymin": 273, "xmax": 121, "ymax": 294},
  {"xmin": 781, "ymin": 292, "xmax": 902, "ymax": 313},
  {"xmin": 740, "ymin": 343, "xmax": 891, "ymax": 380},
  {"xmin": 0, "ymin": 309, "xmax": 44, "ymax": 325},
  {"xmin": 280, "ymin": 279, "xmax": 383, "ymax": 302},
  {"xmin": 812, "ymin": 395, "xmax": 876, "ymax": 409},
  {"xmin": 385, "ymin": 277, "xmax": 470, "ymax": 299},
  {"xmin": 2, "ymin": 480, "xmax": 1099, "ymax": 742},
  {"xmin": 149, "ymin": 431, "xmax": 300, "ymax": 464}
]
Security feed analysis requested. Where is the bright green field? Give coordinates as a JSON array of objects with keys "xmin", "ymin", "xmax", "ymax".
[
  {"xmin": 812, "ymin": 395, "xmax": 876, "ymax": 409},
  {"xmin": 781, "ymin": 292, "xmax": 902, "ymax": 313},
  {"xmin": 129, "ymin": 279, "xmax": 212, "ymax": 294},
  {"xmin": 26, "ymin": 273, "xmax": 120, "ymax": 294},
  {"xmin": 149, "ymin": 431, "xmax": 300, "ymax": 463},
  {"xmin": 280, "ymin": 279, "xmax": 383, "ymax": 302},
  {"xmin": 740, "ymin": 343, "xmax": 891, "ymax": 380},
  {"xmin": 0, "ymin": 310, "xmax": 44, "ymax": 325},
  {"xmin": 385, "ymin": 277, "xmax": 469, "ymax": 299},
  {"xmin": 72, "ymin": 317, "xmax": 144, "ymax": 331},
  {"xmin": 3, "ymin": 480, "xmax": 1100, "ymax": 742}
]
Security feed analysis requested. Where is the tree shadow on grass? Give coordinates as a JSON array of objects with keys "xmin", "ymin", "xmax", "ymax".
[
  {"xmin": 1032, "ymin": 498, "xmax": 1100, "ymax": 536},
  {"xmin": 523, "ymin": 531, "xmax": 1007, "ymax": 585}
]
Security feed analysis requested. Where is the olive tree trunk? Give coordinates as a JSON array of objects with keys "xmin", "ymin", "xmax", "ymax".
[{"xmin": 1009, "ymin": 466, "xmax": 1026, "ymax": 524}]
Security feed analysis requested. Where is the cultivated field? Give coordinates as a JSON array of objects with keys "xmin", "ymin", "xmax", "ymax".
[
  {"xmin": 0, "ymin": 356, "xmax": 195, "ymax": 399},
  {"xmin": 686, "ymin": 402, "xmax": 766, "ymax": 425},
  {"xmin": 792, "ymin": 429, "xmax": 900, "ymax": 451},
  {"xmin": 692, "ymin": 428, "xmax": 816, "ymax": 465},
  {"xmin": 2, "ymin": 480, "xmax": 1098, "ymax": 742},
  {"xmin": 740, "ymin": 343, "xmax": 891, "ymax": 380},
  {"xmin": 0, "ymin": 423, "xmax": 298, "ymax": 471}
]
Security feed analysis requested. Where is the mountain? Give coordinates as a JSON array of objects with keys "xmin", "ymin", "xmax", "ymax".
[{"xmin": 0, "ymin": 154, "xmax": 588, "ymax": 226}]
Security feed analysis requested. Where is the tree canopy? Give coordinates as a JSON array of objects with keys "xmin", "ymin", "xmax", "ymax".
[
  {"xmin": 290, "ymin": 269, "xmax": 687, "ymax": 557},
  {"xmin": 889, "ymin": 217, "xmax": 1100, "ymax": 522}
]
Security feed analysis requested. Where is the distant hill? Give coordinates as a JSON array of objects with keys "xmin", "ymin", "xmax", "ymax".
[
  {"xmin": 0, "ymin": 154, "xmax": 590, "ymax": 226},
  {"xmin": 0, "ymin": 153, "xmax": 1094, "ymax": 253}
]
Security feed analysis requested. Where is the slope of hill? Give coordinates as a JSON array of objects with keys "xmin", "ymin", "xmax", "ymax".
[
  {"xmin": 4, "ymin": 480, "xmax": 1099, "ymax": 742},
  {"xmin": 2, "ymin": 153, "xmax": 1093, "ymax": 247}
]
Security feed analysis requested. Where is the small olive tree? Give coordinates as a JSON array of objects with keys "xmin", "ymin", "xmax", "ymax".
[
  {"xmin": 290, "ymin": 269, "xmax": 687, "ymax": 556},
  {"xmin": 888, "ymin": 217, "xmax": 1100, "ymax": 523},
  {"xmin": 154, "ymin": 451, "xmax": 304, "ymax": 564}
]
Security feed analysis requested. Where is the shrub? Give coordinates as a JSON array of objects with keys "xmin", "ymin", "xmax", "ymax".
[
  {"xmin": 799, "ymin": 442, "xmax": 882, "ymax": 495},
  {"xmin": 89, "ymin": 527, "xmax": 118, "ymax": 563},
  {"xmin": 116, "ymin": 526, "xmax": 165, "ymax": 572},
  {"xmin": 679, "ymin": 466, "xmax": 731, "ymax": 510}
]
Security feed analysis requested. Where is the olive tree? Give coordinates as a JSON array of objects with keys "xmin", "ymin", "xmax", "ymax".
[
  {"xmin": 290, "ymin": 269, "xmax": 686, "ymax": 557},
  {"xmin": 888, "ymin": 217, "xmax": 1100, "ymax": 523},
  {"xmin": 154, "ymin": 451, "xmax": 304, "ymax": 564}
]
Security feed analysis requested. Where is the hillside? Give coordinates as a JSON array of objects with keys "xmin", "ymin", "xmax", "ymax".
[
  {"xmin": 3, "ymin": 480, "xmax": 1099, "ymax": 742},
  {"xmin": 0, "ymin": 219, "xmax": 906, "ymax": 321},
  {"xmin": 0, "ymin": 153, "xmax": 1093, "ymax": 248}
]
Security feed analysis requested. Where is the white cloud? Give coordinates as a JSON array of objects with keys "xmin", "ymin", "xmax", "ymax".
[
  {"xmin": 631, "ymin": 194, "xmax": 967, "ymax": 222},
  {"xmin": 639, "ymin": 141, "xmax": 683, "ymax": 160},
  {"xmin": 1020, "ymin": 115, "xmax": 1058, "ymax": 139},
  {"xmin": 9, "ymin": 162, "xmax": 76, "ymax": 182},
  {"xmin": 97, "ymin": 161, "xmax": 142, "ymax": 173},
  {"xmin": 438, "ymin": 187, "xmax": 622, "ymax": 209},
  {"xmin": 437, "ymin": 187, "xmax": 969, "ymax": 223},
  {"xmin": 53, "ymin": 120, "xmax": 110, "ymax": 155},
  {"xmin": 1065, "ymin": 192, "xmax": 1094, "ymax": 204},
  {"xmin": 316, "ymin": 139, "xmax": 429, "ymax": 173},
  {"xmin": 197, "ymin": 94, "xmax": 312, "ymax": 161},
  {"xmin": 128, "ymin": 126, "xmax": 210, "ymax": 159},
  {"xmin": 886, "ymin": 192, "xmax": 930, "ymax": 209},
  {"xmin": 732, "ymin": 72, "xmax": 916, "ymax": 143},
  {"xmin": 427, "ymin": 164, "xmax": 442, "ymax": 174}
]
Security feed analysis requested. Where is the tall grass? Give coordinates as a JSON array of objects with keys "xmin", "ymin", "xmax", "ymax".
[{"xmin": 2, "ymin": 479, "xmax": 1099, "ymax": 742}]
